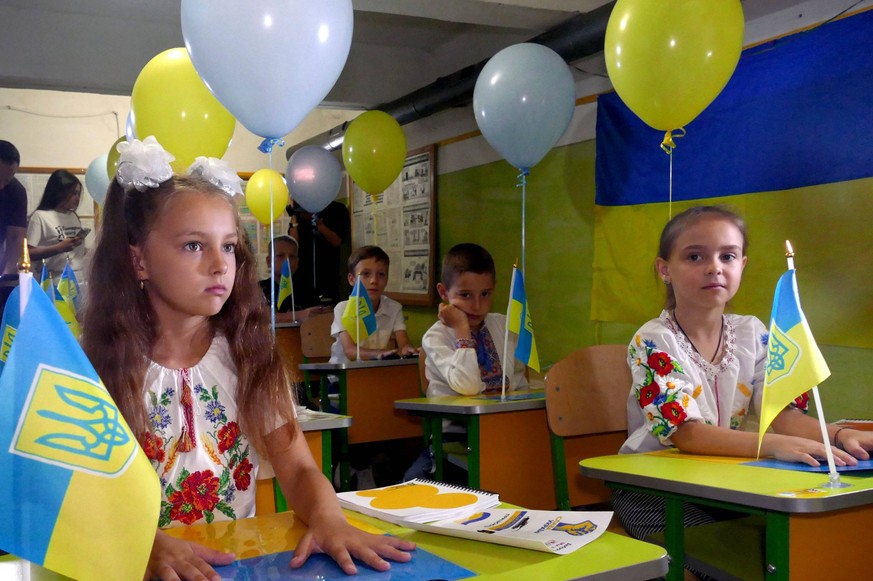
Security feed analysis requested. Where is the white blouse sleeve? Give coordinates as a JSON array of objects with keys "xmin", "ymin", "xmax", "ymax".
[{"xmin": 423, "ymin": 323, "xmax": 484, "ymax": 396}]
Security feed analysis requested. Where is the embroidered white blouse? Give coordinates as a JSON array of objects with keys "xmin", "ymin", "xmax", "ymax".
[{"xmin": 620, "ymin": 310, "xmax": 774, "ymax": 454}]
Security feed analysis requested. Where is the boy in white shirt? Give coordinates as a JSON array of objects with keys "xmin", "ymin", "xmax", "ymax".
[{"xmin": 329, "ymin": 245, "xmax": 418, "ymax": 362}]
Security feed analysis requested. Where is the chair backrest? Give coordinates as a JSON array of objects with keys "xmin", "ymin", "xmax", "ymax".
[
  {"xmin": 544, "ymin": 344, "xmax": 631, "ymax": 438},
  {"xmin": 300, "ymin": 313, "xmax": 334, "ymax": 359}
]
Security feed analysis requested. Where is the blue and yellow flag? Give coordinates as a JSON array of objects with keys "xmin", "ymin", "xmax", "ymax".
[
  {"xmin": 39, "ymin": 261, "xmax": 52, "ymax": 295},
  {"xmin": 277, "ymin": 258, "xmax": 293, "ymax": 311},
  {"xmin": 757, "ymin": 269, "xmax": 830, "ymax": 455},
  {"xmin": 507, "ymin": 267, "xmax": 540, "ymax": 372},
  {"xmin": 0, "ymin": 277, "xmax": 160, "ymax": 579},
  {"xmin": 0, "ymin": 286, "xmax": 21, "ymax": 374},
  {"xmin": 341, "ymin": 275, "xmax": 377, "ymax": 343},
  {"xmin": 57, "ymin": 262, "xmax": 80, "ymax": 313}
]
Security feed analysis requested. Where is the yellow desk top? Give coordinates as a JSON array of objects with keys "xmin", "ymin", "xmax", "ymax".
[
  {"xmin": 581, "ymin": 450, "xmax": 873, "ymax": 513},
  {"xmin": 1, "ymin": 509, "xmax": 668, "ymax": 580}
]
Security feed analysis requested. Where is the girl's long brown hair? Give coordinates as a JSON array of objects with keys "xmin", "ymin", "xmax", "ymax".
[{"xmin": 81, "ymin": 176, "xmax": 296, "ymax": 455}]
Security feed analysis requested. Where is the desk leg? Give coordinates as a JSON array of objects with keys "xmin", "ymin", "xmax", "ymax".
[
  {"xmin": 335, "ymin": 372, "xmax": 351, "ymax": 491},
  {"xmin": 765, "ymin": 512, "xmax": 789, "ymax": 580},
  {"xmin": 431, "ymin": 417, "xmax": 444, "ymax": 481},
  {"xmin": 467, "ymin": 417, "xmax": 481, "ymax": 489},
  {"xmin": 665, "ymin": 497, "xmax": 685, "ymax": 581},
  {"xmin": 321, "ymin": 430, "xmax": 333, "ymax": 480}
]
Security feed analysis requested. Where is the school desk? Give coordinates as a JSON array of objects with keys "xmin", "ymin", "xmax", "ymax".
[
  {"xmin": 394, "ymin": 391, "xmax": 557, "ymax": 509},
  {"xmin": 274, "ymin": 321, "xmax": 303, "ymax": 382},
  {"xmin": 299, "ymin": 358, "xmax": 423, "ymax": 489},
  {"xmin": 255, "ymin": 410, "xmax": 353, "ymax": 513},
  {"xmin": 580, "ymin": 450, "xmax": 873, "ymax": 581},
  {"xmin": 0, "ymin": 509, "xmax": 669, "ymax": 580}
]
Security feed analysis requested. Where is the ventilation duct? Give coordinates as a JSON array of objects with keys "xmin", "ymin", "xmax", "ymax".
[{"xmin": 286, "ymin": 1, "xmax": 615, "ymax": 158}]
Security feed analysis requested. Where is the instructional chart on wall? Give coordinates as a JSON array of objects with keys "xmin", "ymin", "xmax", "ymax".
[{"xmin": 350, "ymin": 146, "xmax": 436, "ymax": 306}]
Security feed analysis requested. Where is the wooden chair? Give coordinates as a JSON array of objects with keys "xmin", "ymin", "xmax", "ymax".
[
  {"xmin": 544, "ymin": 344, "xmax": 630, "ymax": 510},
  {"xmin": 299, "ymin": 313, "xmax": 334, "ymax": 405}
]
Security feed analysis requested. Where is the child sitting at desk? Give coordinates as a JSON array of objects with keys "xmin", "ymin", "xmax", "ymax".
[
  {"xmin": 329, "ymin": 245, "xmax": 418, "ymax": 362},
  {"xmin": 81, "ymin": 140, "xmax": 414, "ymax": 578},
  {"xmin": 259, "ymin": 235, "xmax": 330, "ymax": 323},
  {"xmin": 614, "ymin": 205, "xmax": 873, "ymax": 541},
  {"xmin": 422, "ymin": 242, "xmax": 527, "ymax": 398}
]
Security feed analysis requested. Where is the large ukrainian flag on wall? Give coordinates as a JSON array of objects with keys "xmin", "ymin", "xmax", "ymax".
[
  {"xmin": 0, "ymin": 278, "xmax": 159, "ymax": 579},
  {"xmin": 593, "ymin": 9, "xmax": 873, "ymax": 349}
]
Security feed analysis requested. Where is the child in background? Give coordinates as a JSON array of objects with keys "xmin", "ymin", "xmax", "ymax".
[
  {"xmin": 329, "ymin": 245, "xmax": 418, "ymax": 362},
  {"xmin": 81, "ymin": 139, "xmax": 414, "ymax": 579},
  {"xmin": 422, "ymin": 242, "xmax": 527, "ymax": 398},
  {"xmin": 615, "ymin": 205, "xmax": 873, "ymax": 540},
  {"xmin": 259, "ymin": 235, "xmax": 329, "ymax": 322}
]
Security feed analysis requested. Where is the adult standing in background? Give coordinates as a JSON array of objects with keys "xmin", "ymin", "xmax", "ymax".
[
  {"xmin": 0, "ymin": 140, "xmax": 26, "ymax": 276},
  {"xmin": 26, "ymin": 169, "xmax": 88, "ymax": 283},
  {"xmin": 287, "ymin": 200, "xmax": 350, "ymax": 305}
]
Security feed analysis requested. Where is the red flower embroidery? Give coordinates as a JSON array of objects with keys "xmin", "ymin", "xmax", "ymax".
[
  {"xmin": 233, "ymin": 458, "xmax": 253, "ymax": 491},
  {"xmin": 793, "ymin": 392, "xmax": 810, "ymax": 411},
  {"xmin": 218, "ymin": 421, "xmax": 241, "ymax": 453},
  {"xmin": 141, "ymin": 433, "xmax": 165, "ymax": 462},
  {"xmin": 638, "ymin": 382, "xmax": 660, "ymax": 408},
  {"xmin": 182, "ymin": 470, "xmax": 221, "ymax": 512},
  {"xmin": 660, "ymin": 401, "xmax": 687, "ymax": 425},
  {"xmin": 168, "ymin": 490, "xmax": 203, "ymax": 525},
  {"xmin": 647, "ymin": 352, "xmax": 674, "ymax": 376}
]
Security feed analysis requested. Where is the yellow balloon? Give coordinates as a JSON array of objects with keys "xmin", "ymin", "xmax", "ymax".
[
  {"xmin": 604, "ymin": 0, "xmax": 744, "ymax": 131},
  {"xmin": 342, "ymin": 110, "xmax": 407, "ymax": 195},
  {"xmin": 106, "ymin": 136, "xmax": 126, "ymax": 178},
  {"xmin": 246, "ymin": 169, "xmax": 288, "ymax": 225},
  {"xmin": 131, "ymin": 48, "xmax": 236, "ymax": 172}
]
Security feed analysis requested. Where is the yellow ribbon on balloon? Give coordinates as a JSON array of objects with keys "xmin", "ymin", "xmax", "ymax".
[{"xmin": 660, "ymin": 128, "xmax": 687, "ymax": 155}]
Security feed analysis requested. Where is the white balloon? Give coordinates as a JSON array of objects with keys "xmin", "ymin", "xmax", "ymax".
[{"xmin": 181, "ymin": 0, "xmax": 354, "ymax": 140}]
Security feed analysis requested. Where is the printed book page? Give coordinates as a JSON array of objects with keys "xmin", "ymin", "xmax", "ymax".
[{"xmin": 408, "ymin": 508, "xmax": 613, "ymax": 555}]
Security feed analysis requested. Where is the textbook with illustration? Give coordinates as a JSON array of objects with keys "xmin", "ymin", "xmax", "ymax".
[
  {"xmin": 337, "ymin": 479, "xmax": 500, "ymax": 524},
  {"xmin": 337, "ymin": 479, "xmax": 612, "ymax": 554}
]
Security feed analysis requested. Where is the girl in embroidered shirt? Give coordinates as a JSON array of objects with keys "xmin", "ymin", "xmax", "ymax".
[
  {"xmin": 614, "ymin": 205, "xmax": 873, "ymax": 540},
  {"xmin": 81, "ymin": 139, "xmax": 413, "ymax": 580}
]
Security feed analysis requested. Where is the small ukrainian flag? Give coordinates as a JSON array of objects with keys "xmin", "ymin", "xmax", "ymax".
[
  {"xmin": 341, "ymin": 275, "xmax": 377, "ymax": 343},
  {"xmin": 277, "ymin": 257, "xmax": 293, "ymax": 311},
  {"xmin": 507, "ymin": 267, "xmax": 540, "ymax": 372}
]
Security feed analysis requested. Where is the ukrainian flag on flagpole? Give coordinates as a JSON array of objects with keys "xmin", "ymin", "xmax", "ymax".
[
  {"xmin": 757, "ymin": 269, "xmax": 830, "ymax": 454},
  {"xmin": 507, "ymin": 267, "xmax": 540, "ymax": 372},
  {"xmin": 57, "ymin": 262, "xmax": 80, "ymax": 313},
  {"xmin": 0, "ymin": 277, "xmax": 159, "ymax": 579},
  {"xmin": 39, "ymin": 261, "xmax": 51, "ymax": 295},
  {"xmin": 341, "ymin": 275, "xmax": 377, "ymax": 342},
  {"xmin": 277, "ymin": 257, "xmax": 293, "ymax": 311}
]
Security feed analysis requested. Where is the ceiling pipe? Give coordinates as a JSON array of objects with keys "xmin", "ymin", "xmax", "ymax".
[{"xmin": 286, "ymin": 1, "xmax": 616, "ymax": 159}]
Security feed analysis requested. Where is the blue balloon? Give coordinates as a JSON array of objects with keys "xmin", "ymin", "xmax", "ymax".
[
  {"xmin": 473, "ymin": 43, "xmax": 576, "ymax": 170},
  {"xmin": 286, "ymin": 146, "xmax": 343, "ymax": 214},
  {"xmin": 181, "ymin": 0, "xmax": 353, "ymax": 140},
  {"xmin": 85, "ymin": 154, "xmax": 110, "ymax": 205},
  {"xmin": 125, "ymin": 111, "xmax": 137, "ymax": 142}
]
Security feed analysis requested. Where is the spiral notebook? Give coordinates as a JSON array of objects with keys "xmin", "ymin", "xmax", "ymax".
[{"xmin": 337, "ymin": 479, "xmax": 500, "ymax": 524}]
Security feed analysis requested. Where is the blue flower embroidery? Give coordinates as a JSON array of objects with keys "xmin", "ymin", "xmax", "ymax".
[
  {"xmin": 205, "ymin": 400, "xmax": 227, "ymax": 424},
  {"xmin": 643, "ymin": 339, "xmax": 657, "ymax": 349},
  {"xmin": 163, "ymin": 385, "xmax": 175, "ymax": 398},
  {"xmin": 760, "ymin": 332, "xmax": 769, "ymax": 347},
  {"xmin": 149, "ymin": 406, "xmax": 171, "ymax": 430}
]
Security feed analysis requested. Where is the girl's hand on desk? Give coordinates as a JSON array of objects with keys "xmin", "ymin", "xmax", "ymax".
[
  {"xmin": 837, "ymin": 429, "xmax": 873, "ymax": 460},
  {"xmin": 291, "ymin": 514, "xmax": 415, "ymax": 574},
  {"xmin": 144, "ymin": 529, "xmax": 234, "ymax": 581},
  {"xmin": 764, "ymin": 434, "xmax": 857, "ymax": 467},
  {"xmin": 398, "ymin": 344, "xmax": 419, "ymax": 356}
]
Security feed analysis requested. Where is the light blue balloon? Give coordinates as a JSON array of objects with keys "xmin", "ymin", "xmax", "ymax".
[
  {"xmin": 286, "ymin": 146, "xmax": 343, "ymax": 214},
  {"xmin": 181, "ymin": 0, "xmax": 353, "ymax": 140},
  {"xmin": 473, "ymin": 43, "xmax": 576, "ymax": 170},
  {"xmin": 85, "ymin": 154, "xmax": 110, "ymax": 205}
]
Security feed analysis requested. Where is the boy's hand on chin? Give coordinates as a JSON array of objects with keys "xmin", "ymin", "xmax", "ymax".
[{"xmin": 437, "ymin": 303, "xmax": 470, "ymax": 333}]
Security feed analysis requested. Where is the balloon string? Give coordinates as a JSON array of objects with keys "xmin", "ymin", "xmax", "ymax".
[
  {"xmin": 516, "ymin": 168, "xmax": 529, "ymax": 276},
  {"xmin": 661, "ymin": 128, "xmax": 686, "ymax": 219},
  {"xmin": 267, "ymin": 150, "xmax": 276, "ymax": 335},
  {"xmin": 258, "ymin": 137, "xmax": 286, "ymax": 154}
]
